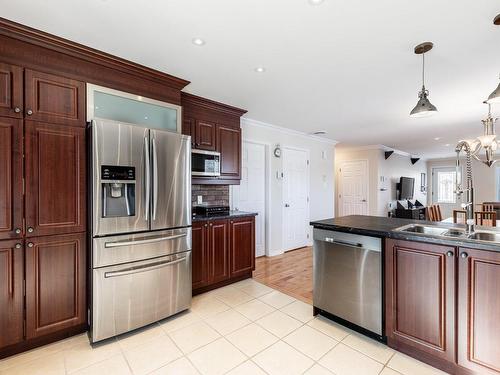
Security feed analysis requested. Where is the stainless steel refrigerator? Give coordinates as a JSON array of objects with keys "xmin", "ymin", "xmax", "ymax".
[{"xmin": 90, "ymin": 118, "xmax": 192, "ymax": 342}]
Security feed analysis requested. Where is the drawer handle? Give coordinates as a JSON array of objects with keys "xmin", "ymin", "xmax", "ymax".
[
  {"xmin": 104, "ymin": 256, "xmax": 188, "ymax": 278},
  {"xmin": 105, "ymin": 233, "xmax": 187, "ymax": 248}
]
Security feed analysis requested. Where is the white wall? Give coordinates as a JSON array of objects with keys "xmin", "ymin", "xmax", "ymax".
[
  {"xmin": 427, "ymin": 157, "xmax": 498, "ymax": 217},
  {"xmin": 238, "ymin": 118, "xmax": 336, "ymax": 257},
  {"xmin": 378, "ymin": 152, "xmax": 427, "ymax": 216},
  {"xmin": 335, "ymin": 146, "xmax": 427, "ymax": 217}
]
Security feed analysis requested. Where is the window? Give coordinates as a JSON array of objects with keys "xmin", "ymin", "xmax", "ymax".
[{"xmin": 432, "ymin": 167, "xmax": 461, "ymax": 204}]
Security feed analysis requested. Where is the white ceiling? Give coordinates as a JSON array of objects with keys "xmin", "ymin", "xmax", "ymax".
[{"xmin": 2, "ymin": 0, "xmax": 499, "ymax": 158}]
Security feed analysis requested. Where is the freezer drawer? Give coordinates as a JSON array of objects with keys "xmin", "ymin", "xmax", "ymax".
[
  {"xmin": 93, "ymin": 227, "xmax": 191, "ymax": 268},
  {"xmin": 313, "ymin": 229, "xmax": 382, "ymax": 336},
  {"xmin": 92, "ymin": 251, "xmax": 192, "ymax": 342}
]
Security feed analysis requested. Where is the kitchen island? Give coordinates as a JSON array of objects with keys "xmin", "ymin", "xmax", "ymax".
[{"xmin": 310, "ymin": 215, "xmax": 500, "ymax": 375}]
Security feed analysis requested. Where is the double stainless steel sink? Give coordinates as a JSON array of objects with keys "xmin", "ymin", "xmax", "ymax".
[{"xmin": 395, "ymin": 224, "xmax": 500, "ymax": 244}]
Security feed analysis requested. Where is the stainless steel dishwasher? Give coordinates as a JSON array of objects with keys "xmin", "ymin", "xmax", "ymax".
[{"xmin": 313, "ymin": 228, "xmax": 383, "ymax": 340}]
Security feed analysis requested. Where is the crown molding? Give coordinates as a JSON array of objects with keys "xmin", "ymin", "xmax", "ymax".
[
  {"xmin": 241, "ymin": 117, "xmax": 338, "ymax": 145},
  {"xmin": 181, "ymin": 92, "xmax": 247, "ymax": 117}
]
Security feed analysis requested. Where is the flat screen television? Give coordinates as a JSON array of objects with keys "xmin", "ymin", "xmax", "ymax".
[{"xmin": 398, "ymin": 177, "xmax": 415, "ymax": 200}]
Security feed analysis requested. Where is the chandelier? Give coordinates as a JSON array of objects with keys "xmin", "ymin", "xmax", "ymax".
[{"xmin": 466, "ymin": 102, "xmax": 499, "ymax": 167}]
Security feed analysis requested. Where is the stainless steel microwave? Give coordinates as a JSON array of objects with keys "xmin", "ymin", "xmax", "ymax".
[{"xmin": 192, "ymin": 149, "xmax": 221, "ymax": 177}]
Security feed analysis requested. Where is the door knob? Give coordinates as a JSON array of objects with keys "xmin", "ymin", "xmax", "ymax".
[
  {"xmin": 27, "ymin": 242, "xmax": 34, "ymax": 248},
  {"xmin": 15, "ymin": 228, "xmax": 21, "ymax": 234},
  {"xmin": 446, "ymin": 251, "xmax": 454, "ymax": 257},
  {"xmin": 460, "ymin": 252, "xmax": 468, "ymax": 259},
  {"xmin": 27, "ymin": 227, "xmax": 34, "ymax": 233},
  {"xmin": 14, "ymin": 107, "xmax": 21, "ymax": 113},
  {"xmin": 15, "ymin": 243, "xmax": 22, "ymax": 249}
]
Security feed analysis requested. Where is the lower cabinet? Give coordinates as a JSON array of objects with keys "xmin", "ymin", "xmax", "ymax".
[
  {"xmin": 0, "ymin": 239, "xmax": 24, "ymax": 349},
  {"xmin": 386, "ymin": 239, "xmax": 500, "ymax": 374},
  {"xmin": 458, "ymin": 248, "xmax": 500, "ymax": 374},
  {"xmin": 25, "ymin": 233, "xmax": 87, "ymax": 339},
  {"xmin": 192, "ymin": 216, "xmax": 255, "ymax": 294}
]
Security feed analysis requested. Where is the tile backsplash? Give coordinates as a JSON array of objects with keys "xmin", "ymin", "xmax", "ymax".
[{"xmin": 192, "ymin": 185, "xmax": 229, "ymax": 206}]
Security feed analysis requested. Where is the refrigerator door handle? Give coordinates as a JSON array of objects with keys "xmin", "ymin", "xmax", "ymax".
[
  {"xmin": 104, "ymin": 233, "xmax": 187, "ymax": 248},
  {"xmin": 152, "ymin": 136, "xmax": 158, "ymax": 220},
  {"xmin": 144, "ymin": 136, "xmax": 150, "ymax": 220}
]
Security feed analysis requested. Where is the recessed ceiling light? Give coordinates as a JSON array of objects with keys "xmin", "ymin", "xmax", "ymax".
[
  {"xmin": 308, "ymin": 0, "xmax": 325, "ymax": 5},
  {"xmin": 254, "ymin": 67, "xmax": 266, "ymax": 73},
  {"xmin": 192, "ymin": 38, "xmax": 206, "ymax": 46},
  {"xmin": 434, "ymin": 137, "xmax": 441, "ymax": 141},
  {"xmin": 444, "ymin": 143, "xmax": 451, "ymax": 147}
]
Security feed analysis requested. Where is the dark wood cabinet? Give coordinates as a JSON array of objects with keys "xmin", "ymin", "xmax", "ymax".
[
  {"xmin": 217, "ymin": 125, "xmax": 241, "ymax": 180},
  {"xmin": 458, "ymin": 248, "xmax": 500, "ymax": 374},
  {"xmin": 0, "ymin": 63, "xmax": 23, "ymax": 118},
  {"xmin": 385, "ymin": 239, "xmax": 456, "ymax": 363},
  {"xmin": 24, "ymin": 69, "xmax": 85, "ymax": 127},
  {"xmin": 192, "ymin": 216, "xmax": 255, "ymax": 294},
  {"xmin": 181, "ymin": 92, "xmax": 247, "ymax": 185},
  {"xmin": 192, "ymin": 221, "xmax": 209, "ymax": 290},
  {"xmin": 208, "ymin": 219, "xmax": 230, "ymax": 283},
  {"xmin": 195, "ymin": 120, "xmax": 217, "ymax": 151},
  {"xmin": 229, "ymin": 217, "xmax": 255, "ymax": 278},
  {"xmin": 0, "ymin": 239, "xmax": 24, "ymax": 349},
  {"xmin": 25, "ymin": 121, "xmax": 86, "ymax": 237},
  {"xmin": 182, "ymin": 117, "xmax": 195, "ymax": 147},
  {"xmin": 0, "ymin": 117, "xmax": 23, "ymax": 240},
  {"xmin": 25, "ymin": 233, "xmax": 86, "ymax": 339}
]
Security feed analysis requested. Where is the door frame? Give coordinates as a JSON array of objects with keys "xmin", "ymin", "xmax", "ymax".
[
  {"xmin": 230, "ymin": 139, "xmax": 271, "ymax": 257},
  {"xmin": 281, "ymin": 145, "xmax": 311, "ymax": 252},
  {"xmin": 338, "ymin": 159, "xmax": 369, "ymax": 216}
]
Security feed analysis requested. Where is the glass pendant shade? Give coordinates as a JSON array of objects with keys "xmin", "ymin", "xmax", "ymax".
[
  {"xmin": 410, "ymin": 87, "xmax": 438, "ymax": 117},
  {"xmin": 486, "ymin": 80, "xmax": 500, "ymax": 104}
]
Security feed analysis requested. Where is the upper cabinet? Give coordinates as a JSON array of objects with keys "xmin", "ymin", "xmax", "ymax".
[
  {"xmin": 0, "ymin": 63, "xmax": 23, "ymax": 118},
  {"xmin": 24, "ymin": 70, "xmax": 85, "ymax": 127},
  {"xmin": 181, "ymin": 92, "xmax": 247, "ymax": 185}
]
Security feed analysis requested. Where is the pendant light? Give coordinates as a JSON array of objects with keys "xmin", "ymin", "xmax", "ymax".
[
  {"xmin": 466, "ymin": 102, "xmax": 499, "ymax": 167},
  {"xmin": 486, "ymin": 15, "xmax": 500, "ymax": 104},
  {"xmin": 410, "ymin": 42, "xmax": 438, "ymax": 118}
]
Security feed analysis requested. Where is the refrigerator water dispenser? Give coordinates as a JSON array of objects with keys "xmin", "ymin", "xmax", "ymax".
[{"xmin": 101, "ymin": 165, "xmax": 136, "ymax": 218}]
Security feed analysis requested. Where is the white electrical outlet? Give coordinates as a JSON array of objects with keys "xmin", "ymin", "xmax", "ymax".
[{"xmin": 197, "ymin": 195, "xmax": 203, "ymax": 204}]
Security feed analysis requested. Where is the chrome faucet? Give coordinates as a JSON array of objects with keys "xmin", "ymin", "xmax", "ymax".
[{"xmin": 455, "ymin": 141, "xmax": 475, "ymax": 234}]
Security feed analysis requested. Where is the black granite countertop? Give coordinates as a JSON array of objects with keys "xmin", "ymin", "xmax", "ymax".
[
  {"xmin": 192, "ymin": 211, "xmax": 257, "ymax": 222},
  {"xmin": 310, "ymin": 215, "xmax": 500, "ymax": 252}
]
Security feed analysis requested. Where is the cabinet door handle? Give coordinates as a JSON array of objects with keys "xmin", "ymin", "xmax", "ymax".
[
  {"xmin": 27, "ymin": 227, "xmax": 34, "ymax": 233},
  {"xmin": 27, "ymin": 109, "xmax": 33, "ymax": 116},
  {"xmin": 14, "ymin": 107, "xmax": 21, "ymax": 113},
  {"xmin": 460, "ymin": 252, "xmax": 468, "ymax": 259},
  {"xmin": 27, "ymin": 242, "xmax": 34, "ymax": 248},
  {"xmin": 15, "ymin": 228, "xmax": 21, "ymax": 234},
  {"xmin": 446, "ymin": 251, "xmax": 454, "ymax": 257}
]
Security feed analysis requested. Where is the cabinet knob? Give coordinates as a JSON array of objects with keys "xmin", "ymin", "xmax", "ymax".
[
  {"xmin": 27, "ymin": 227, "xmax": 34, "ymax": 233},
  {"xmin": 27, "ymin": 242, "xmax": 34, "ymax": 248},
  {"xmin": 209, "ymin": 223, "xmax": 213, "ymax": 226},
  {"xmin": 460, "ymin": 252, "xmax": 468, "ymax": 259},
  {"xmin": 14, "ymin": 107, "xmax": 21, "ymax": 113},
  {"xmin": 15, "ymin": 228, "xmax": 21, "ymax": 234},
  {"xmin": 204, "ymin": 224, "xmax": 208, "ymax": 227},
  {"xmin": 15, "ymin": 243, "xmax": 22, "ymax": 249},
  {"xmin": 446, "ymin": 251, "xmax": 454, "ymax": 257},
  {"xmin": 27, "ymin": 109, "xmax": 33, "ymax": 116}
]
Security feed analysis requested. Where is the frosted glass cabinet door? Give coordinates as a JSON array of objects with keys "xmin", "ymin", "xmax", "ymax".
[{"xmin": 87, "ymin": 84, "xmax": 181, "ymax": 132}]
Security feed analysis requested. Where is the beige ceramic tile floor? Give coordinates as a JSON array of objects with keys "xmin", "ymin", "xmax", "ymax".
[{"xmin": 0, "ymin": 279, "xmax": 449, "ymax": 375}]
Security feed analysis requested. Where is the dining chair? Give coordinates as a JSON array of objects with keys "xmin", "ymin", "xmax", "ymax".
[
  {"xmin": 427, "ymin": 205, "xmax": 442, "ymax": 222},
  {"xmin": 482, "ymin": 203, "xmax": 495, "ymax": 212},
  {"xmin": 453, "ymin": 209, "xmax": 467, "ymax": 224},
  {"xmin": 474, "ymin": 211, "xmax": 497, "ymax": 227}
]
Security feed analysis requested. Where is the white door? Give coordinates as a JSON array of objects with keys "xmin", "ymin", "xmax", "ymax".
[
  {"xmin": 232, "ymin": 142, "xmax": 266, "ymax": 257},
  {"xmin": 282, "ymin": 147, "xmax": 310, "ymax": 251},
  {"xmin": 339, "ymin": 160, "xmax": 369, "ymax": 216}
]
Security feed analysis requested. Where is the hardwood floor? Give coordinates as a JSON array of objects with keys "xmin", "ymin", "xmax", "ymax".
[{"xmin": 253, "ymin": 247, "xmax": 313, "ymax": 304}]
